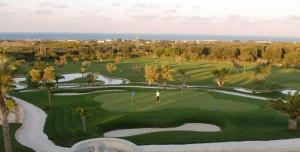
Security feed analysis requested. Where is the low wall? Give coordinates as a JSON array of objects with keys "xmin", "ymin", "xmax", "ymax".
[{"xmin": 71, "ymin": 138, "xmax": 142, "ymax": 152}]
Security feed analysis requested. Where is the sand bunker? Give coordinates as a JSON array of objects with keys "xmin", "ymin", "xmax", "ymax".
[{"xmin": 104, "ymin": 123, "xmax": 221, "ymax": 138}]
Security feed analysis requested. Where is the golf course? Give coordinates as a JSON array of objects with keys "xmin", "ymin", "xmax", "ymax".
[{"xmin": 0, "ymin": 56, "xmax": 297, "ymax": 152}]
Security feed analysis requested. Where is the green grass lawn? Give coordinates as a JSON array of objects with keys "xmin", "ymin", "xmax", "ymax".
[
  {"xmin": 20, "ymin": 57, "xmax": 300, "ymax": 89},
  {"xmin": 12, "ymin": 87, "xmax": 300, "ymax": 147},
  {"xmin": 0, "ymin": 124, "xmax": 33, "ymax": 152},
  {"xmin": 49, "ymin": 57, "xmax": 300, "ymax": 90}
]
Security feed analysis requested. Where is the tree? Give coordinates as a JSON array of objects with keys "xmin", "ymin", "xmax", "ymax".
[
  {"xmin": 263, "ymin": 46, "xmax": 283, "ymax": 63},
  {"xmin": 80, "ymin": 67, "xmax": 86, "ymax": 78},
  {"xmin": 132, "ymin": 64, "xmax": 141, "ymax": 75},
  {"xmin": 95, "ymin": 51, "xmax": 103, "ymax": 62},
  {"xmin": 86, "ymin": 74, "xmax": 96, "ymax": 86},
  {"xmin": 270, "ymin": 91, "xmax": 300, "ymax": 130},
  {"xmin": 106, "ymin": 63, "xmax": 117, "ymax": 74},
  {"xmin": 144, "ymin": 64, "xmax": 159, "ymax": 85},
  {"xmin": 254, "ymin": 63, "xmax": 271, "ymax": 82},
  {"xmin": 30, "ymin": 66, "xmax": 55, "ymax": 108},
  {"xmin": 0, "ymin": 54, "xmax": 22, "ymax": 152},
  {"xmin": 72, "ymin": 55, "xmax": 80, "ymax": 64},
  {"xmin": 212, "ymin": 68, "xmax": 230, "ymax": 88},
  {"xmin": 54, "ymin": 74, "xmax": 65, "ymax": 83},
  {"xmin": 160, "ymin": 65, "xmax": 174, "ymax": 89},
  {"xmin": 231, "ymin": 59, "xmax": 246, "ymax": 74},
  {"xmin": 283, "ymin": 52, "xmax": 300, "ymax": 67},
  {"xmin": 4, "ymin": 98, "xmax": 20, "ymax": 123},
  {"xmin": 175, "ymin": 55, "xmax": 183, "ymax": 64},
  {"xmin": 177, "ymin": 69, "xmax": 188, "ymax": 87},
  {"xmin": 76, "ymin": 107, "xmax": 89, "ymax": 132},
  {"xmin": 80, "ymin": 61, "xmax": 91, "ymax": 77},
  {"xmin": 114, "ymin": 56, "xmax": 121, "ymax": 64},
  {"xmin": 55, "ymin": 55, "xmax": 67, "ymax": 67}
]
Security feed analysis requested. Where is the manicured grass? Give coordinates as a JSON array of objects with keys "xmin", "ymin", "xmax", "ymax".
[
  {"xmin": 0, "ymin": 124, "xmax": 34, "ymax": 152},
  {"xmin": 13, "ymin": 87, "xmax": 300, "ymax": 147},
  {"xmin": 50, "ymin": 57, "xmax": 300, "ymax": 90},
  {"xmin": 21, "ymin": 57, "xmax": 300, "ymax": 89}
]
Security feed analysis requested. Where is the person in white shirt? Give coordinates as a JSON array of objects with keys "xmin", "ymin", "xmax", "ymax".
[{"xmin": 156, "ymin": 90, "xmax": 160, "ymax": 103}]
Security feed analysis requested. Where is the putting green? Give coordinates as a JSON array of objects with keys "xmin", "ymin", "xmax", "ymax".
[{"xmin": 94, "ymin": 89, "xmax": 260, "ymax": 112}]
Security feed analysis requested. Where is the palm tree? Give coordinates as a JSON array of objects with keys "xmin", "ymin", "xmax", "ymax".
[
  {"xmin": 144, "ymin": 64, "xmax": 159, "ymax": 85},
  {"xmin": 212, "ymin": 68, "xmax": 230, "ymax": 88},
  {"xmin": 160, "ymin": 65, "xmax": 174, "ymax": 89},
  {"xmin": 80, "ymin": 60, "xmax": 91, "ymax": 77},
  {"xmin": 30, "ymin": 66, "xmax": 55, "ymax": 108},
  {"xmin": 5, "ymin": 98, "xmax": 20, "ymax": 122},
  {"xmin": 270, "ymin": 91, "xmax": 300, "ymax": 130},
  {"xmin": 177, "ymin": 69, "xmax": 187, "ymax": 88},
  {"xmin": 132, "ymin": 64, "xmax": 141, "ymax": 75},
  {"xmin": 54, "ymin": 74, "xmax": 65, "ymax": 84},
  {"xmin": 86, "ymin": 74, "xmax": 96, "ymax": 86},
  {"xmin": 254, "ymin": 63, "xmax": 271, "ymax": 82},
  {"xmin": 0, "ymin": 54, "xmax": 22, "ymax": 152},
  {"xmin": 106, "ymin": 63, "xmax": 117, "ymax": 74},
  {"xmin": 76, "ymin": 107, "xmax": 89, "ymax": 132}
]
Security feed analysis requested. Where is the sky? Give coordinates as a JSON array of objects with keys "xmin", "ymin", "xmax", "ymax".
[{"xmin": 1, "ymin": 0, "xmax": 300, "ymax": 37}]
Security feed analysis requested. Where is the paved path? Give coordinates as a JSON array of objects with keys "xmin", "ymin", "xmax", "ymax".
[{"xmin": 14, "ymin": 97, "xmax": 70, "ymax": 152}]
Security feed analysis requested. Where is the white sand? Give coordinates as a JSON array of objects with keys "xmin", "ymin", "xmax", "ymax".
[
  {"xmin": 59, "ymin": 73, "xmax": 83, "ymax": 82},
  {"xmin": 59, "ymin": 73, "xmax": 130, "ymax": 85},
  {"xmin": 281, "ymin": 89, "xmax": 297, "ymax": 96},
  {"xmin": 104, "ymin": 123, "xmax": 221, "ymax": 138},
  {"xmin": 53, "ymin": 89, "xmax": 125, "ymax": 96},
  {"xmin": 96, "ymin": 75, "xmax": 130, "ymax": 85},
  {"xmin": 13, "ymin": 77, "xmax": 27, "ymax": 90},
  {"xmin": 209, "ymin": 89, "xmax": 270, "ymax": 100},
  {"xmin": 13, "ymin": 73, "xmax": 130, "ymax": 91}
]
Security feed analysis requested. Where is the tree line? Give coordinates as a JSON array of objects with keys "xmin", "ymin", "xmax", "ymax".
[{"xmin": 1, "ymin": 40, "xmax": 300, "ymax": 67}]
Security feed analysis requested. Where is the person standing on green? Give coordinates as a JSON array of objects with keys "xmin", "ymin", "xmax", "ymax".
[{"xmin": 156, "ymin": 90, "xmax": 160, "ymax": 103}]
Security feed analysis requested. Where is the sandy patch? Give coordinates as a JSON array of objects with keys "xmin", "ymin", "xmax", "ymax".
[
  {"xmin": 53, "ymin": 89, "xmax": 125, "ymax": 96},
  {"xmin": 209, "ymin": 89, "xmax": 270, "ymax": 100},
  {"xmin": 104, "ymin": 123, "xmax": 221, "ymax": 138}
]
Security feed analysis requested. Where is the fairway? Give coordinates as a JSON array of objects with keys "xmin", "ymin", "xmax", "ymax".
[
  {"xmin": 95, "ymin": 89, "xmax": 260, "ymax": 112},
  {"xmin": 12, "ymin": 87, "xmax": 300, "ymax": 146}
]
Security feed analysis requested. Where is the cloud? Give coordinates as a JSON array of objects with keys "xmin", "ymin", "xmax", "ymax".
[
  {"xmin": 160, "ymin": 15, "xmax": 181, "ymax": 21},
  {"xmin": 185, "ymin": 16, "xmax": 215, "ymax": 23},
  {"xmin": 111, "ymin": 3, "xmax": 120, "ymax": 7},
  {"xmin": 54, "ymin": 4, "xmax": 69, "ymax": 9},
  {"xmin": 174, "ymin": 4, "xmax": 182, "ymax": 9},
  {"xmin": 93, "ymin": 6, "xmax": 105, "ymax": 12},
  {"xmin": 0, "ymin": 2, "xmax": 9, "ymax": 7},
  {"xmin": 37, "ymin": 2, "xmax": 69, "ymax": 9},
  {"xmin": 33, "ymin": 9, "xmax": 54, "ymax": 14},
  {"xmin": 289, "ymin": 15, "xmax": 300, "ymax": 21},
  {"xmin": 133, "ymin": 4, "xmax": 159, "ymax": 9},
  {"xmin": 77, "ymin": 14, "xmax": 110, "ymax": 21},
  {"xmin": 131, "ymin": 15, "xmax": 158, "ymax": 21},
  {"xmin": 165, "ymin": 9, "xmax": 177, "ymax": 13},
  {"xmin": 37, "ymin": 2, "xmax": 51, "ymax": 7},
  {"xmin": 2, "ymin": 11, "xmax": 18, "ymax": 16},
  {"xmin": 225, "ymin": 15, "xmax": 242, "ymax": 23}
]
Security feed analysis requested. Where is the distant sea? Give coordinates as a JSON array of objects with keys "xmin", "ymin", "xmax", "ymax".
[{"xmin": 0, "ymin": 33, "xmax": 300, "ymax": 42}]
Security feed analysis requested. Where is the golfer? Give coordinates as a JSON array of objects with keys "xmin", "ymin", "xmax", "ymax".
[{"xmin": 156, "ymin": 90, "xmax": 160, "ymax": 103}]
